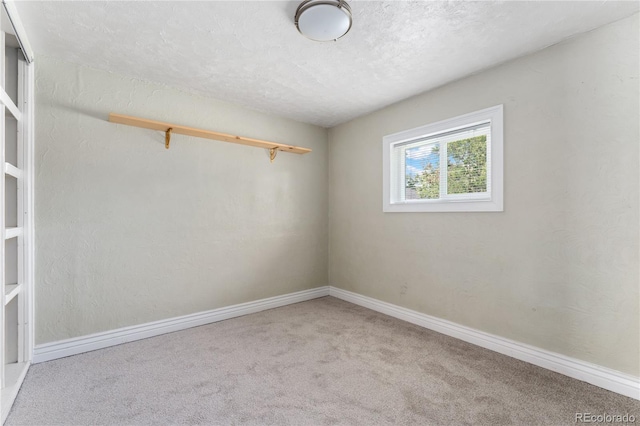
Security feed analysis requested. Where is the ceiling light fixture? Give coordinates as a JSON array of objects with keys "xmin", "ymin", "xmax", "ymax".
[{"xmin": 295, "ymin": 0, "xmax": 352, "ymax": 42}]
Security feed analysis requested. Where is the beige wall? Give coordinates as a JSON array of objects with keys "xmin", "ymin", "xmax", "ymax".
[
  {"xmin": 328, "ymin": 15, "xmax": 639, "ymax": 376},
  {"xmin": 35, "ymin": 57, "xmax": 328, "ymax": 344},
  {"xmin": 35, "ymin": 14, "xmax": 639, "ymax": 377}
]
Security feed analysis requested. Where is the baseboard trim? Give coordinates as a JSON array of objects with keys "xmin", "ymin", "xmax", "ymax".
[
  {"xmin": 33, "ymin": 286, "xmax": 330, "ymax": 364},
  {"xmin": 32, "ymin": 285, "xmax": 639, "ymax": 400},
  {"xmin": 329, "ymin": 286, "xmax": 639, "ymax": 400}
]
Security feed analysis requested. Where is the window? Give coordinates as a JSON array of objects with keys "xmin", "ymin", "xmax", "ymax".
[{"xmin": 383, "ymin": 105, "xmax": 503, "ymax": 212}]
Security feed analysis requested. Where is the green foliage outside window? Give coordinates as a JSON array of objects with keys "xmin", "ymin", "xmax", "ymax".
[
  {"xmin": 406, "ymin": 135, "xmax": 487, "ymax": 199},
  {"xmin": 447, "ymin": 136, "xmax": 487, "ymax": 194}
]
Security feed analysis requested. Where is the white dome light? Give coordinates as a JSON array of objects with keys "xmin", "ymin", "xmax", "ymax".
[{"xmin": 295, "ymin": 0, "xmax": 352, "ymax": 42}]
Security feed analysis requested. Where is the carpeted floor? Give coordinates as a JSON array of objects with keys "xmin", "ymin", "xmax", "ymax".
[{"xmin": 6, "ymin": 297, "xmax": 640, "ymax": 425}]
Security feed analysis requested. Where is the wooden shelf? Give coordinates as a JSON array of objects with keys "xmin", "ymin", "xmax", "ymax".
[
  {"xmin": 109, "ymin": 113, "xmax": 312, "ymax": 155},
  {"xmin": 4, "ymin": 227, "xmax": 22, "ymax": 240}
]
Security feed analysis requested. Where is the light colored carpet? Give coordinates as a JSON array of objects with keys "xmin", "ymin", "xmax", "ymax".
[{"xmin": 6, "ymin": 297, "xmax": 640, "ymax": 425}]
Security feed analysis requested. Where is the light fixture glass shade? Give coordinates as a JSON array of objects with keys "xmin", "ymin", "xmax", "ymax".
[{"xmin": 295, "ymin": 0, "xmax": 352, "ymax": 42}]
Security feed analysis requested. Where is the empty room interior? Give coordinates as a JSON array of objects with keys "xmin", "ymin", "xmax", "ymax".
[{"xmin": 0, "ymin": 0, "xmax": 638, "ymax": 424}]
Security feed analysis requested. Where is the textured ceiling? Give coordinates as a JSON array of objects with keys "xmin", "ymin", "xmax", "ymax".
[{"xmin": 15, "ymin": 1, "xmax": 639, "ymax": 127}]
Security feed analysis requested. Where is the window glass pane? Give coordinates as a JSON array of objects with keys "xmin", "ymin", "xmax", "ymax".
[
  {"xmin": 405, "ymin": 142, "xmax": 440, "ymax": 200},
  {"xmin": 446, "ymin": 135, "xmax": 487, "ymax": 195}
]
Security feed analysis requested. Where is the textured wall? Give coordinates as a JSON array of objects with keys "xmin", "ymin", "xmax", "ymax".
[
  {"xmin": 328, "ymin": 15, "xmax": 639, "ymax": 376},
  {"xmin": 35, "ymin": 57, "xmax": 328, "ymax": 344}
]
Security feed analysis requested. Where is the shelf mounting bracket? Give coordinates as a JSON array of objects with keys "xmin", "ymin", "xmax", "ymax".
[{"xmin": 165, "ymin": 128, "xmax": 173, "ymax": 150}]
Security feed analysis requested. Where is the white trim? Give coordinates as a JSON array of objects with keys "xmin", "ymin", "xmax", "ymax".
[
  {"xmin": 4, "ymin": 162, "xmax": 21, "ymax": 179},
  {"xmin": 1, "ymin": 361, "xmax": 29, "ymax": 423},
  {"xmin": 0, "ymin": 89, "xmax": 20, "ymax": 121},
  {"xmin": 383, "ymin": 105, "xmax": 503, "ymax": 213},
  {"xmin": 1, "ymin": 1, "xmax": 34, "ymax": 63},
  {"xmin": 1, "ymin": 36, "xmax": 33, "ymax": 425},
  {"xmin": 3, "ymin": 226, "xmax": 21, "ymax": 239},
  {"xmin": 33, "ymin": 287, "xmax": 330, "ymax": 364},
  {"xmin": 4, "ymin": 283, "xmax": 21, "ymax": 306},
  {"xmin": 329, "ymin": 286, "xmax": 640, "ymax": 400},
  {"xmin": 30, "ymin": 285, "xmax": 639, "ymax": 400},
  {"xmin": 23, "ymin": 56, "xmax": 35, "ymax": 366}
]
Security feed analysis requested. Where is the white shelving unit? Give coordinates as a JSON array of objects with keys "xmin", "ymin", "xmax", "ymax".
[{"xmin": 0, "ymin": 2, "xmax": 33, "ymax": 423}]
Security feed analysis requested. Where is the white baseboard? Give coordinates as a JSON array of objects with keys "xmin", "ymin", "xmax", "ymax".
[
  {"xmin": 32, "ymin": 285, "xmax": 639, "ymax": 400},
  {"xmin": 329, "ymin": 286, "xmax": 640, "ymax": 400},
  {"xmin": 33, "ymin": 286, "xmax": 329, "ymax": 364}
]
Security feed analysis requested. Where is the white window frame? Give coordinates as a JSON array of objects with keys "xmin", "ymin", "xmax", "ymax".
[{"xmin": 383, "ymin": 105, "xmax": 503, "ymax": 213}]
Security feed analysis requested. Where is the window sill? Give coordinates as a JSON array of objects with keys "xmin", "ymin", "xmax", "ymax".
[{"xmin": 383, "ymin": 199, "xmax": 503, "ymax": 213}]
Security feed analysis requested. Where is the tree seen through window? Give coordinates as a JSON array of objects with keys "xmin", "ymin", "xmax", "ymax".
[{"xmin": 405, "ymin": 135, "xmax": 487, "ymax": 199}]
